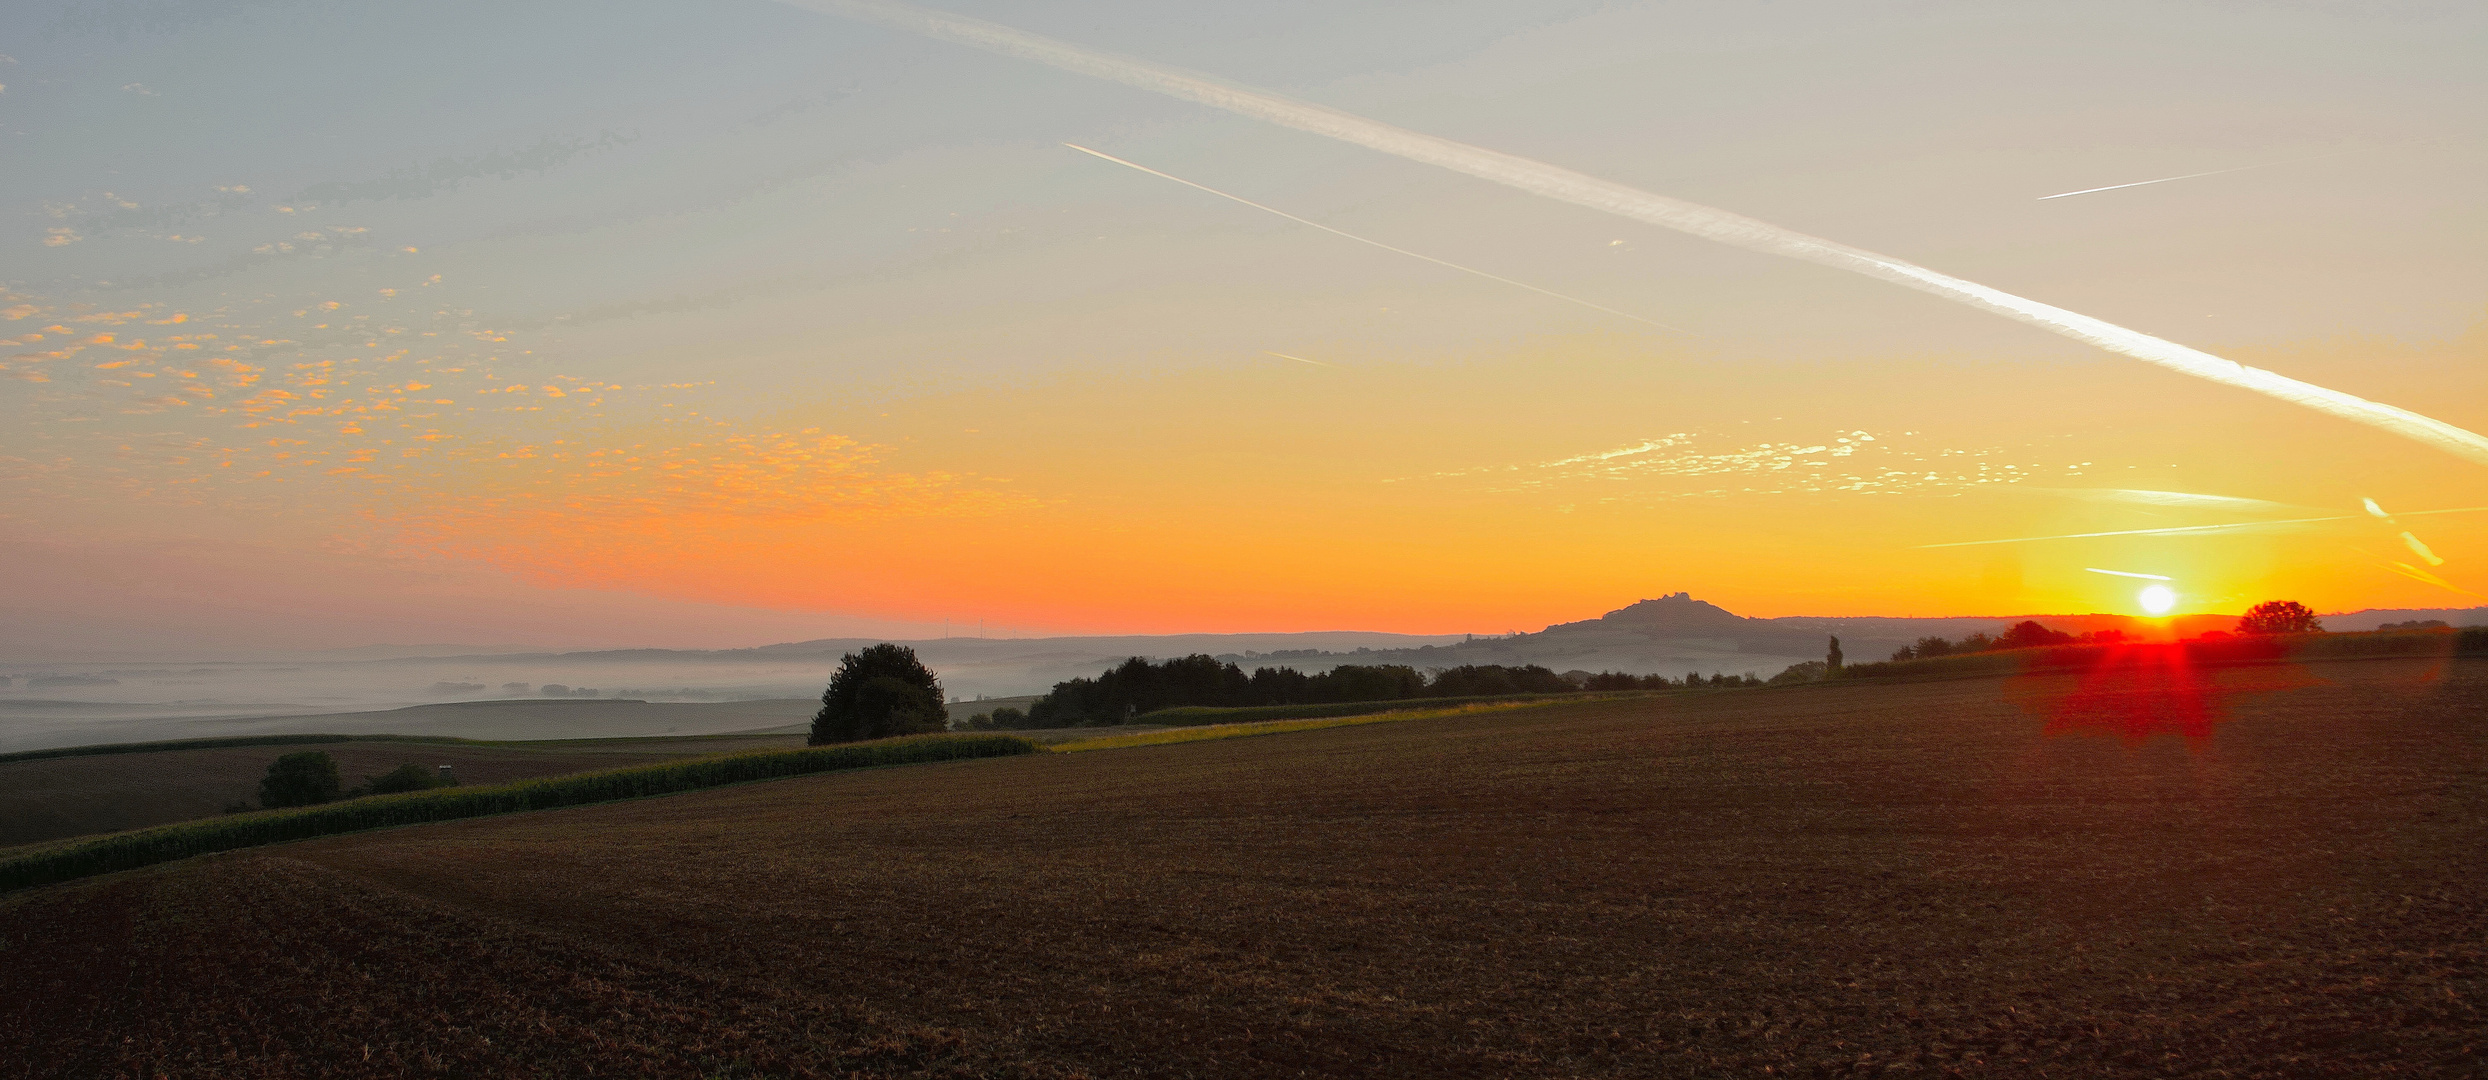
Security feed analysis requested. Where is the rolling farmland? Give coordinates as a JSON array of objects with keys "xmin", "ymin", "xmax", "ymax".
[
  {"xmin": 0, "ymin": 734, "xmax": 807, "ymax": 848},
  {"xmin": 5, "ymin": 655, "xmax": 2483, "ymax": 1077}
]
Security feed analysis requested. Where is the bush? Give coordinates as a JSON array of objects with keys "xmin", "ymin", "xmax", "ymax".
[
  {"xmin": 955, "ymin": 707, "xmax": 1026, "ymax": 732},
  {"xmin": 1771, "ymin": 661, "xmax": 1828, "ymax": 684},
  {"xmin": 810, "ymin": 644, "xmax": 948, "ymax": 745},
  {"xmin": 1, "ymin": 734, "xmax": 1039, "ymax": 893},
  {"xmin": 258, "ymin": 751, "xmax": 342, "ymax": 809},
  {"xmin": 352, "ymin": 762, "xmax": 450, "ymax": 797}
]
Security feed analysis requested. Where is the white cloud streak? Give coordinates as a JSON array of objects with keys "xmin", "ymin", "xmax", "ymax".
[
  {"xmin": 2037, "ymin": 164, "xmax": 2273, "ymax": 201},
  {"xmin": 2036, "ymin": 150, "xmax": 2362, "ymax": 201},
  {"xmin": 1918, "ymin": 505, "xmax": 2488, "ymax": 548},
  {"xmin": 793, "ymin": 0, "xmax": 2488, "ymax": 468},
  {"xmin": 1919, "ymin": 516, "xmax": 2356, "ymax": 548},
  {"xmin": 1063, "ymin": 143, "xmax": 1680, "ymax": 331},
  {"xmin": 2027, "ymin": 488, "xmax": 2311, "ymax": 513}
]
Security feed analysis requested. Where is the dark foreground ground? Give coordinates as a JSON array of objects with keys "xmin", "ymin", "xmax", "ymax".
[{"xmin": 4, "ymin": 655, "xmax": 2483, "ymax": 1077}]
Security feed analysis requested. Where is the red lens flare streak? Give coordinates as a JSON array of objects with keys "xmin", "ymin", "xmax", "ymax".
[{"xmin": 2010, "ymin": 639, "xmax": 2323, "ymax": 747}]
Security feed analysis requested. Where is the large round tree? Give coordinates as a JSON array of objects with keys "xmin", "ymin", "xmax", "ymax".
[
  {"xmin": 2237, "ymin": 600, "xmax": 2323, "ymax": 635},
  {"xmin": 809, "ymin": 643, "xmax": 948, "ymax": 745}
]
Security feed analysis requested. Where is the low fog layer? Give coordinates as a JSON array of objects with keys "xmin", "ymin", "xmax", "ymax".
[{"xmin": 5, "ymin": 604, "xmax": 2477, "ymax": 753}]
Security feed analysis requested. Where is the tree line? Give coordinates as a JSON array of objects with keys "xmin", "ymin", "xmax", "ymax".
[
  {"xmin": 1885, "ymin": 603, "xmax": 2328, "ymax": 663},
  {"xmin": 963, "ymin": 655, "xmax": 1759, "ymax": 730},
  {"xmin": 808, "ymin": 602, "xmax": 2352, "ymax": 741},
  {"xmin": 1883, "ymin": 620, "xmax": 2127, "ymax": 662}
]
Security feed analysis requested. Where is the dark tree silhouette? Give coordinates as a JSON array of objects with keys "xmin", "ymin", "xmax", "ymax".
[
  {"xmin": 1826, "ymin": 635, "xmax": 1844, "ymax": 673},
  {"xmin": 353, "ymin": 762, "xmax": 447, "ymax": 797},
  {"xmin": 2238, "ymin": 601, "xmax": 2323, "ymax": 635},
  {"xmin": 1997, "ymin": 620, "xmax": 2074, "ymax": 649},
  {"xmin": 809, "ymin": 644, "xmax": 947, "ymax": 745},
  {"xmin": 258, "ymin": 750, "xmax": 342, "ymax": 808}
]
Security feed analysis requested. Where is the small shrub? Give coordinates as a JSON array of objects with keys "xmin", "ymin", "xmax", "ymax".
[
  {"xmin": 353, "ymin": 762, "xmax": 449, "ymax": 797},
  {"xmin": 258, "ymin": 751, "xmax": 342, "ymax": 809},
  {"xmin": 1772, "ymin": 661, "xmax": 1827, "ymax": 685}
]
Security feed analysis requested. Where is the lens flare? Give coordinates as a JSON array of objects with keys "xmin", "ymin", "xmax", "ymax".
[{"xmin": 2138, "ymin": 584, "xmax": 2177, "ymax": 615}]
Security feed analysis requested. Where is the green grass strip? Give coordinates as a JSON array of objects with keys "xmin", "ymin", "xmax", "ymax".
[
  {"xmin": 0, "ymin": 734, "xmax": 1038, "ymax": 893},
  {"xmin": 1049, "ymin": 699, "xmax": 1586, "ymax": 753}
]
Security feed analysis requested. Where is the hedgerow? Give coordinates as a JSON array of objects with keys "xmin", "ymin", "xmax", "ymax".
[{"xmin": 0, "ymin": 734, "xmax": 1037, "ymax": 893}]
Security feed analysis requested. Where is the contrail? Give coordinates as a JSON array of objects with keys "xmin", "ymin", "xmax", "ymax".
[
  {"xmin": 1918, "ymin": 504, "xmax": 2488, "ymax": 548},
  {"xmin": 2027, "ymin": 488, "xmax": 2310, "ymax": 513},
  {"xmin": 1265, "ymin": 351, "xmax": 1333, "ymax": 367},
  {"xmin": 786, "ymin": 0, "xmax": 2488, "ymax": 468},
  {"xmin": 2036, "ymin": 150, "xmax": 2361, "ymax": 201},
  {"xmin": 1063, "ymin": 143, "xmax": 1680, "ymax": 331},
  {"xmin": 2363, "ymin": 496, "xmax": 2450, "ymax": 566},
  {"xmin": 2038, "ymin": 164, "xmax": 2276, "ymax": 201},
  {"xmin": 2085, "ymin": 567, "xmax": 2172, "ymax": 580},
  {"xmin": 1918, "ymin": 515, "xmax": 2354, "ymax": 548}
]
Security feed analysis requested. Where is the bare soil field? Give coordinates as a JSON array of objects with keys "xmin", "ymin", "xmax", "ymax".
[
  {"xmin": 0, "ymin": 734, "xmax": 803, "ymax": 848},
  {"xmin": 4, "ymin": 655, "xmax": 2483, "ymax": 1078}
]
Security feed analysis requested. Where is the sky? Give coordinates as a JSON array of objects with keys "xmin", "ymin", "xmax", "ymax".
[{"xmin": 2, "ymin": 0, "xmax": 2484, "ymax": 656}]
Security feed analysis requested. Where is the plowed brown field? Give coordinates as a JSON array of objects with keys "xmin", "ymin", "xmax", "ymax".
[{"xmin": 5, "ymin": 656, "xmax": 2484, "ymax": 1078}]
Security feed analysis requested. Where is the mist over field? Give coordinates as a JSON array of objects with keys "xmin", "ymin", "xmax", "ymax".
[{"xmin": 7, "ymin": 595, "xmax": 2477, "ymax": 752}]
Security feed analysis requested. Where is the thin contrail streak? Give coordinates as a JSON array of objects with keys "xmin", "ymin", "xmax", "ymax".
[
  {"xmin": 1265, "ymin": 351, "xmax": 1333, "ymax": 367},
  {"xmin": 2085, "ymin": 567, "xmax": 2173, "ymax": 580},
  {"xmin": 2036, "ymin": 150, "xmax": 2362, "ymax": 201},
  {"xmin": 1063, "ymin": 143, "xmax": 1681, "ymax": 331},
  {"xmin": 1917, "ymin": 505, "xmax": 2488, "ymax": 548},
  {"xmin": 787, "ymin": 0, "xmax": 2488, "ymax": 468},
  {"xmin": 1918, "ymin": 516, "xmax": 2354, "ymax": 548},
  {"xmin": 2037, "ymin": 165, "xmax": 2274, "ymax": 201}
]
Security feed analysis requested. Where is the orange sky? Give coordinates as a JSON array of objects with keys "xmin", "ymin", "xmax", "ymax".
[{"xmin": 3, "ymin": 2, "xmax": 2484, "ymax": 653}]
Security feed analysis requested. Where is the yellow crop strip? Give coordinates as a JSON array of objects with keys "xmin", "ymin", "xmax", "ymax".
[{"xmin": 1046, "ymin": 699, "xmax": 1569, "ymax": 753}]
